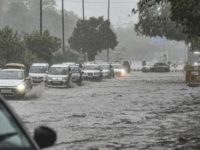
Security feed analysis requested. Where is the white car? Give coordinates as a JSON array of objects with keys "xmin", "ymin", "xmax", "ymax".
[
  {"xmin": 82, "ymin": 64, "xmax": 102, "ymax": 81},
  {"xmin": 99, "ymin": 64, "xmax": 114, "ymax": 78},
  {"xmin": 112, "ymin": 64, "xmax": 127, "ymax": 77},
  {"xmin": 0, "ymin": 69, "xmax": 32, "ymax": 98},
  {"xmin": 29, "ymin": 63, "xmax": 49, "ymax": 84},
  {"xmin": 46, "ymin": 64, "xmax": 71, "ymax": 88},
  {"xmin": 70, "ymin": 65, "xmax": 83, "ymax": 85}
]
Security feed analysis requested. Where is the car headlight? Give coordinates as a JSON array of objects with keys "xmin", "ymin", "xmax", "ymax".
[
  {"xmin": 121, "ymin": 69, "xmax": 126, "ymax": 76},
  {"xmin": 16, "ymin": 83, "xmax": 26, "ymax": 93}
]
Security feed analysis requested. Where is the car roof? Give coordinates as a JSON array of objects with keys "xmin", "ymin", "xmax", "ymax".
[
  {"xmin": 31, "ymin": 63, "xmax": 49, "ymax": 67},
  {"xmin": 50, "ymin": 64, "xmax": 69, "ymax": 68},
  {"xmin": 5, "ymin": 63, "xmax": 26, "ymax": 69}
]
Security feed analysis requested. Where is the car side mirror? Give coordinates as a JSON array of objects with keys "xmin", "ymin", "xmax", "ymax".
[{"xmin": 33, "ymin": 126, "xmax": 57, "ymax": 149}]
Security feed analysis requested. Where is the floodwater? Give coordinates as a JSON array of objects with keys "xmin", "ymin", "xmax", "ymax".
[{"xmin": 9, "ymin": 72, "xmax": 200, "ymax": 150}]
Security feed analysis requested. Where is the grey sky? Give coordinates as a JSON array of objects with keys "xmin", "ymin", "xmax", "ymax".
[{"xmin": 55, "ymin": 0, "xmax": 139, "ymax": 27}]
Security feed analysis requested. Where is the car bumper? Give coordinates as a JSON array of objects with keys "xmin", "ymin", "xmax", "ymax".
[
  {"xmin": 0, "ymin": 87, "xmax": 26, "ymax": 97},
  {"xmin": 47, "ymin": 80, "xmax": 69, "ymax": 87}
]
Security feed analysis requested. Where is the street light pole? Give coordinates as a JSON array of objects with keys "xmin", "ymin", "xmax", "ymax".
[
  {"xmin": 40, "ymin": 0, "xmax": 43, "ymax": 35},
  {"xmin": 62, "ymin": 0, "xmax": 65, "ymax": 53},
  {"xmin": 82, "ymin": 0, "xmax": 85, "ymax": 21},
  {"xmin": 107, "ymin": 0, "xmax": 110, "ymax": 62},
  {"xmin": 82, "ymin": 0, "xmax": 86, "ymax": 61}
]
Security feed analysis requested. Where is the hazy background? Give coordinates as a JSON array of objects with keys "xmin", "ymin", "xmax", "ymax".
[{"xmin": 0, "ymin": 0, "xmax": 187, "ymax": 62}]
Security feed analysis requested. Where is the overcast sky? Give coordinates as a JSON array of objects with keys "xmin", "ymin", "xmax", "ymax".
[{"xmin": 55, "ymin": 0, "xmax": 139, "ymax": 27}]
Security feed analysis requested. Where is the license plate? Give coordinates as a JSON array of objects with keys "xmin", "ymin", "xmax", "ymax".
[
  {"xmin": 1, "ymin": 89, "xmax": 12, "ymax": 93},
  {"xmin": 52, "ymin": 81, "xmax": 61, "ymax": 84}
]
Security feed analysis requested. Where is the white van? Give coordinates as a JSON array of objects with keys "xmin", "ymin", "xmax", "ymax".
[
  {"xmin": 46, "ymin": 64, "xmax": 71, "ymax": 88},
  {"xmin": 29, "ymin": 63, "xmax": 49, "ymax": 84}
]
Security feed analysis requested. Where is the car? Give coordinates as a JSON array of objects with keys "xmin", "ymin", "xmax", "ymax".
[
  {"xmin": 150, "ymin": 62, "xmax": 170, "ymax": 72},
  {"xmin": 69, "ymin": 64, "xmax": 83, "ymax": 85},
  {"xmin": 99, "ymin": 64, "xmax": 114, "ymax": 78},
  {"xmin": 29, "ymin": 63, "xmax": 49, "ymax": 85},
  {"xmin": 46, "ymin": 64, "xmax": 72, "ymax": 88},
  {"xmin": 142, "ymin": 63, "xmax": 154, "ymax": 72},
  {"xmin": 0, "ymin": 68, "xmax": 32, "ymax": 98},
  {"xmin": 5, "ymin": 63, "xmax": 26, "ymax": 70},
  {"xmin": 0, "ymin": 95, "xmax": 56, "ymax": 150},
  {"xmin": 82, "ymin": 64, "xmax": 103, "ymax": 81},
  {"xmin": 112, "ymin": 63, "xmax": 127, "ymax": 77}
]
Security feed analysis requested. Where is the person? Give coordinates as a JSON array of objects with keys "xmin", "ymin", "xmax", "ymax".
[{"xmin": 109, "ymin": 64, "xmax": 114, "ymax": 78}]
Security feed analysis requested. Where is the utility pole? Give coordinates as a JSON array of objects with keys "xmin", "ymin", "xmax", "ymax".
[
  {"xmin": 107, "ymin": 0, "xmax": 110, "ymax": 62},
  {"xmin": 82, "ymin": 0, "xmax": 86, "ymax": 61},
  {"xmin": 40, "ymin": 0, "xmax": 43, "ymax": 35},
  {"xmin": 62, "ymin": 0, "xmax": 65, "ymax": 53},
  {"xmin": 82, "ymin": 0, "xmax": 85, "ymax": 21}
]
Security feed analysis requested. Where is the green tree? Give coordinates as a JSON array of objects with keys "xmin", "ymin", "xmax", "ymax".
[
  {"xmin": 68, "ymin": 17, "xmax": 118, "ymax": 61},
  {"xmin": 135, "ymin": 1, "xmax": 187, "ymax": 41},
  {"xmin": 136, "ymin": 0, "xmax": 200, "ymax": 39},
  {"xmin": 135, "ymin": 0, "xmax": 200, "ymax": 49},
  {"xmin": 24, "ymin": 30, "xmax": 61, "ymax": 63},
  {"xmin": 0, "ymin": 26, "xmax": 25, "ymax": 66}
]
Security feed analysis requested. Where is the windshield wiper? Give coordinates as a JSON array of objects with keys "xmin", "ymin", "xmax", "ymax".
[{"xmin": 0, "ymin": 132, "xmax": 18, "ymax": 142}]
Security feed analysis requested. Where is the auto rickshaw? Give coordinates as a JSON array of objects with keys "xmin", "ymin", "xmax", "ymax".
[{"xmin": 185, "ymin": 63, "xmax": 200, "ymax": 86}]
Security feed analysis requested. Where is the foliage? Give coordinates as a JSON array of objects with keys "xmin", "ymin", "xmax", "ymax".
[
  {"xmin": 0, "ymin": 0, "xmax": 78, "ymax": 43},
  {"xmin": 68, "ymin": 17, "xmax": 118, "ymax": 61},
  {"xmin": 135, "ymin": 1, "xmax": 187, "ymax": 41},
  {"xmin": 0, "ymin": 26, "xmax": 25, "ymax": 66},
  {"xmin": 24, "ymin": 30, "xmax": 61, "ymax": 63},
  {"xmin": 135, "ymin": 0, "xmax": 200, "ymax": 49}
]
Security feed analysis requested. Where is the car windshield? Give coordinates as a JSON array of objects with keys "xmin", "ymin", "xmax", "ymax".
[
  {"xmin": 70, "ymin": 66, "xmax": 79, "ymax": 73},
  {"xmin": 29, "ymin": 66, "xmax": 48, "ymax": 73},
  {"xmin": 83, "ymin": 65, "xmax": 99, "ymax": 70},
  {"xmin": 49, "ymin": 67, "xmax": 69, "ymax": 75},
  {"xmin": 0, "ymin": 71, "xmax": 23, "ymax": 80},
  {"xmin": 112, "ymin": 65, "xmax": 123, "ymax": 69},
  {"xmin": 0, "ymin": 101, "xmax": 33, "ymax": 150},
  {"xmin": 100, "ymin": 65, "xmax": 110, "ymax": 70}
]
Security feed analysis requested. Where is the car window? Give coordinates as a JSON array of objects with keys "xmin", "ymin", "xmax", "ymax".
[
  {"xmin": 0, "ymin": 102, "xmax": 33, "ymax": 150},
  {"xmin": 29, "ymin": 66, "xmax": 48, "ymax": 74},
  {"xmin": 49, "ymin": 67, "xmax": 69, "ymax": 75},
  {"xmin": 83, "ymin": 65, "xmax": 100, "ymax": 70},
  {"xmin": 0, "ymin": 71, "xmax": 24, "ymax": 80}
]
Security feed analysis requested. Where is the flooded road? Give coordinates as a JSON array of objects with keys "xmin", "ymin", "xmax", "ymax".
[{"xmin": 9, "ymin": 72, "xmax": 200, "ymax": 150}]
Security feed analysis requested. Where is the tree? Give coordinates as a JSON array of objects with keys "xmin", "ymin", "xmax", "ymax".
[
  {"xmin": 24, "ymin": 30, "xmax": 61, "ymax": 63},
  {"xmin": 68, "ymin": 17, "xmax": 118, "ymax": 61},
  {"xmin": 135, "ymin": 1, "xmax": 187, "ymax": 41},
  {"xmin": 0, "ymin": 26, "xmax": 25, "ymax": 66},
  {"xmin": 135, "ymin": 0, "xmax": 200, "ymax": 49}
]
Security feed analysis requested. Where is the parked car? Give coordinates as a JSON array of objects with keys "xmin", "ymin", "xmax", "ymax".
[
  {"xmin": 142, "ymin": 63, "xmax": 153, "ymax": 72},
  {"xmin": 70, "ymin": 64, "xmax": 83, "ymax": 85},
  {"xmin": 99, "ymin": 64, "xmax": 114, "ymax": 78},
  {"xmin": 0, "ymin": 95, "xmax": 56, "ymax": 149},
  {"xmin": 150, "ymin": 62, "xmax": 170, "ymax": 72},
  {"xmin": 29, "ymin": 63, "xmax": 49, "ymax": 84},
  {"xmin": 46, "ymin": 64, "xmax": 72, "ymax": 88},
  {"xmin": 0, "ymin": 68, "xmax": 32, "ymax": 98},
  {"xmin": 82, "ymin": 64, "xmax": 102, "ymax": 81},
  {"xmin": 112, "ymin": 63, "xmax": 127, "ymax": 77}
]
